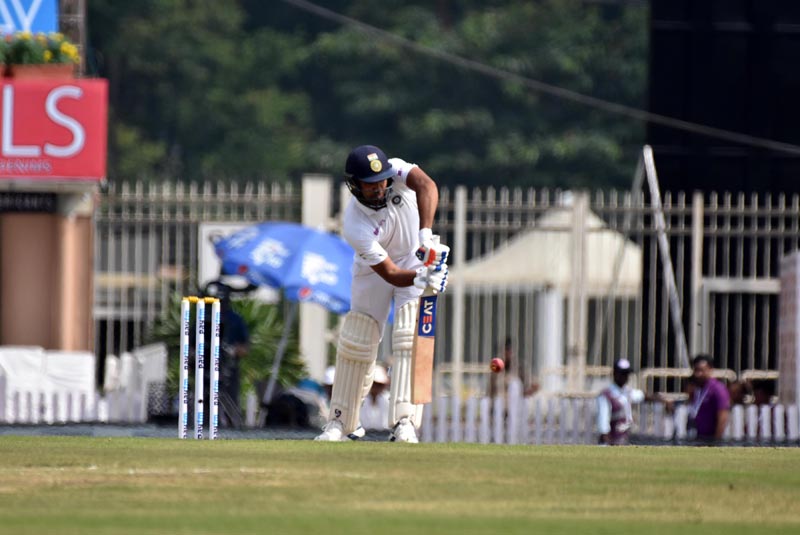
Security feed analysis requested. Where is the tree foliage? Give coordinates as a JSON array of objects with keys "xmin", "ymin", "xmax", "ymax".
[{"xmin": 88, "ymin": 0, "xmax": 647, "ymax": 189}]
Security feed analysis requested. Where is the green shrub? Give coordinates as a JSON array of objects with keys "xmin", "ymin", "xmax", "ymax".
[{"xmin": 148, "ymin": 293, "xmax": 307, "ymax": 408}]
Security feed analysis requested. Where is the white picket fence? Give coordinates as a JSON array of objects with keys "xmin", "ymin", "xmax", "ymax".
[
  {"xmin": 419, "ymin": 391, "xmax": 800, "ymax": 445},
  {"xmin": 0, "ymin": 379, "xmax": 148, "ymax": 424},
  {"xmin": 0, "ymin": 343, "xmax": 170, "ymax": 425},
  {"xmin": 0, "ymin": 379, "xmax": 263, "ymax": 427},
  {"xmin": 3, "ymin": 372, "xmax": 799, "ymax": 444}
]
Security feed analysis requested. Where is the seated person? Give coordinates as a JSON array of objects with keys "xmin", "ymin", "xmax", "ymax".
[{"xmin": 360, "ymin": 364, "xmax": 390, "ymax": 430}]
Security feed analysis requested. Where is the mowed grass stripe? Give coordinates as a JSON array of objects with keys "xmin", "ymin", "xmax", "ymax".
[{"xmin": 0, "ymin": 436, "xmax": 798, "ymax": 534}]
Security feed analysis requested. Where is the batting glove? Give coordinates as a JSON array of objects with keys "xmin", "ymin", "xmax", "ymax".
[
  {"xmin": 416, "ymin": 228, "xmax": 450, "ymax": 268},
  {"xmin": 413, "ymin": 265, "xmax": 449, "ymax": 293}
]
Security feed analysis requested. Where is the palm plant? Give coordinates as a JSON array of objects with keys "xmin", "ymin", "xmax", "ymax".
[{"xmin": 148, "ymin": 293, "xmax": 307, "ymax": 409}]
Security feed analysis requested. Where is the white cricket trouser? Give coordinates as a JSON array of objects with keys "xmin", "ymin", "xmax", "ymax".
[{"xmin": 351, "ymin": 253, "xmax": 423, "ymax": 333}]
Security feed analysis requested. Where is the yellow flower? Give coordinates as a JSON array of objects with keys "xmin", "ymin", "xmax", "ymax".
[
  {"xmin": 7, "ymin": 30, "xmax": 80, "ymax": 67},
  {"xmin": 64, "ymin": 43, "xmax": 80, "ymax": 62}
]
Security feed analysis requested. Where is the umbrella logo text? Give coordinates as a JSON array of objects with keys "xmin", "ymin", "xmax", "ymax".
[
  {"xmin": 250, "ymin": 238, "xmax": 290, "ymax": 268},
  {"xmin": 301, "ymin": 252, "xmax": 339, "ymax": 286}
]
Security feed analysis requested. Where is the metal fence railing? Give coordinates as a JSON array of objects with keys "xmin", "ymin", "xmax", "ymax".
[
  {"xmin": 95, "ymin": 178, "xmax": 800, "ymax": 399},
  {"xmin": 94, "ymin": 180, "xmax": 301, "ymax": 360}
]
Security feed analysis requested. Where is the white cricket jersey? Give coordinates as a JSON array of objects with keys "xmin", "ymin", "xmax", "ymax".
[
  {"xmin": 342, "ymin": 157, "xmax": 420, "ymax": 276},
  {"xmin": 596, "ymin": 383, "xmax": 645, "ymax": 434}
]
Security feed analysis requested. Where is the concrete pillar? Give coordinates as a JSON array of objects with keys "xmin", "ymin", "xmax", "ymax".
[
  {"xmin": 0, "ymin": 191, "xmax": 94, "ymax": 350},
  {"xmin": 300, "ymin": 174, "xmax": 333, "ymax": 383},
  {"xmin": 567, "ymin": 192, "xmax": 588, "ymax": 392},
  {"xmin": 779, "ymin": 252, "xmax": 800, "ymax": 405},
  {"xmin": 451, "ymin": 186, "xmax": 467, "ymax": 399},
  {"xmin": 536, "ymin": 289, "xmax": 564, "ymax": 394},
  {"xmin": 55, "ymin": 211, "xmax": 94, "ymax": 349}
]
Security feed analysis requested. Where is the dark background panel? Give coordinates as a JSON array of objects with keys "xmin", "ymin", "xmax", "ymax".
[
  {"xmin": 648, "ymin": 0, "xmax": 800, "ymax": 195},
  {"xmin": 645, "ymin": 1, "xmax": 799, "ymax": 369}
]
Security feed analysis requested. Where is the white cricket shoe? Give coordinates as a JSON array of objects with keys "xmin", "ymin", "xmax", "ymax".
[
  {"xmin": 389, "ymin": 417, "xmax": 419, "ymax": 443},
  {"xmin": 314, "ymin": 420, "xmax": 344, "ymax": 441},
  {"xmin": 348, "ymin": 425, "xmax": 366, "ymax": 440},
  {"xmin": 314, "ymin": 421, "xmax": 366, "ymax": 442}
]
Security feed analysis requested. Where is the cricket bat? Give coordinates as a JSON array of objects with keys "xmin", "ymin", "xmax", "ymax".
[{"xmin": 411, "ymin": 236, "xmax": 441, "ymax": 404}]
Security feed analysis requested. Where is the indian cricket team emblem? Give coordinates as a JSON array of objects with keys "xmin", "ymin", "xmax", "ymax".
[{"xmin": 367, "ymin": 152, "xmax": 382, "ymax": 172}]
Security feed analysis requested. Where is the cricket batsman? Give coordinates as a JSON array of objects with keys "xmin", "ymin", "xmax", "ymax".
[{"xmin": 315, "ymin": 145, "xmax": 449, "ymax": 443}]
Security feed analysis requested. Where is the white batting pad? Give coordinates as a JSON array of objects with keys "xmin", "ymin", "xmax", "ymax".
[
  {"xmin": 329, "ymin": 311, "xmax": 380, "ymax": 433},
  {"xmin": 389, "ymin": 300, "xmax": 424, "ymax": 427}
]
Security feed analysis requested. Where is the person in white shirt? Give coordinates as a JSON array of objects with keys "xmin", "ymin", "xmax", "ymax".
[
  {"xmin": 360, "ymin": 364, "xmax": 390, "ymax": 431},
  {"xmin": 596, "ymin": 358, "xmax": 645, "ymax": 445},
  {"xmin": 315, "ymin": 145, "xmax": 449, "ymax": 443}
]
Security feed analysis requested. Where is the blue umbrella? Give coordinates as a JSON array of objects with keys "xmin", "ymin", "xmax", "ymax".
[
  {"xmin": 214, "ymin": 221, "xmax": 353, "ymax": 314},
  {"xmin": 214, "ymin": 222, "xmax": 354, "ymax": 406}
]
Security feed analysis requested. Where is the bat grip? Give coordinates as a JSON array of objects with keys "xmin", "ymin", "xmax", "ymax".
[{"xmin": 416, "ymin": 234, "xmax": 442, "ymax": 263}]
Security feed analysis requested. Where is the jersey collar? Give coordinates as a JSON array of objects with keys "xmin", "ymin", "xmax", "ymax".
[{"xmin": 352, "ymin": 196, "xmax": 386, "ymax": 217}]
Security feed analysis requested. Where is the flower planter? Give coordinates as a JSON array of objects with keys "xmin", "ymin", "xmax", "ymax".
[{"xmin": 4, "ymin": 63, "xmax": 75, "ymax": 79}]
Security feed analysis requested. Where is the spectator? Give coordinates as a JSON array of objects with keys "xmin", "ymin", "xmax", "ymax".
[
  {"xmin": 360, "ymin": 364, "xmax": 390, "ymax": 430},
  {"xmin": 751, "ymin": 379, "xmax": 776, "ymax": 407},
  {"xmin": 322, "ymin": 365, "xmax": 336, "ymax": 403},
  {"xmin": 687, "ymin": 354, "xmax": 731, "ymax": 442},
  {"xmin": 596, "ymin": 358, "xmax": 645, "ymax": 445},
  {"xmin": 204, "ymin": 281, "xmax": 250, "ymax": 427},
  {"xmin": 265, "ymin": 377, "xmax": 328, "ymax": 429},
  {"xmin": 727, "ymin": 379, "xmax": 751, "ymax": 406},
  {"xmin": 487, "ymin": 337, "xmax": 523, "ymax": 401},
  {"xmin": 751, "ymin": 378, "xmax": 780, "ymax": 441}
]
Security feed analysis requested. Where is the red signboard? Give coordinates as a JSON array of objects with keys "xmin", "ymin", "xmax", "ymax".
[{"xmin": 0, "ymin": 79, "xmax": 108, "ymax": 181}]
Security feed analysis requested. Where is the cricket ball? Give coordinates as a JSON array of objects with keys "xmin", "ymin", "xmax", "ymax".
[{"xmin": 490, "ymin": 358, "xmax": 505, "ymax": 373}]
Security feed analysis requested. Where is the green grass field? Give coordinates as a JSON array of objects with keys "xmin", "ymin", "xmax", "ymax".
[{"xmin": 0, "ymin": 437, "xmax": 798, "ymax": 534}]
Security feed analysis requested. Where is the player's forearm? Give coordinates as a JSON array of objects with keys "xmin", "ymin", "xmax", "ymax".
[
  {"xmin": 371, "ymin": 260, "xmax": 416, "ymax": 287},
  {"xmin": 384, "ymin": 270, "xmax": 416, "ymax": 287}
]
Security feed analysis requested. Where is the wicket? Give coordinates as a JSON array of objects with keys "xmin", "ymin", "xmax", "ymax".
[{"xmin": 179, "ymin": 296, "xmax": 221, "ymax": 439}]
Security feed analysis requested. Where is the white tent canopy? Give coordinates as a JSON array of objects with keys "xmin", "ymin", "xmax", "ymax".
[{"xmin": 450, "ymin": 206, "xmax": 642, "ymax": 297}]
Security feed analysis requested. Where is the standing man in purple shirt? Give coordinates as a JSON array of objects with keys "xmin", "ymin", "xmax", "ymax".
[{"xmin": 688, "ymin": 354, "xmax": 731, "ymax": 441}]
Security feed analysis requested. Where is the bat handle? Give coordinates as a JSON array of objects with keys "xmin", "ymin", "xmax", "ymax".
[{"xmin": 429, "ymin": 234, "xmax": 443, "ymax": 295}]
